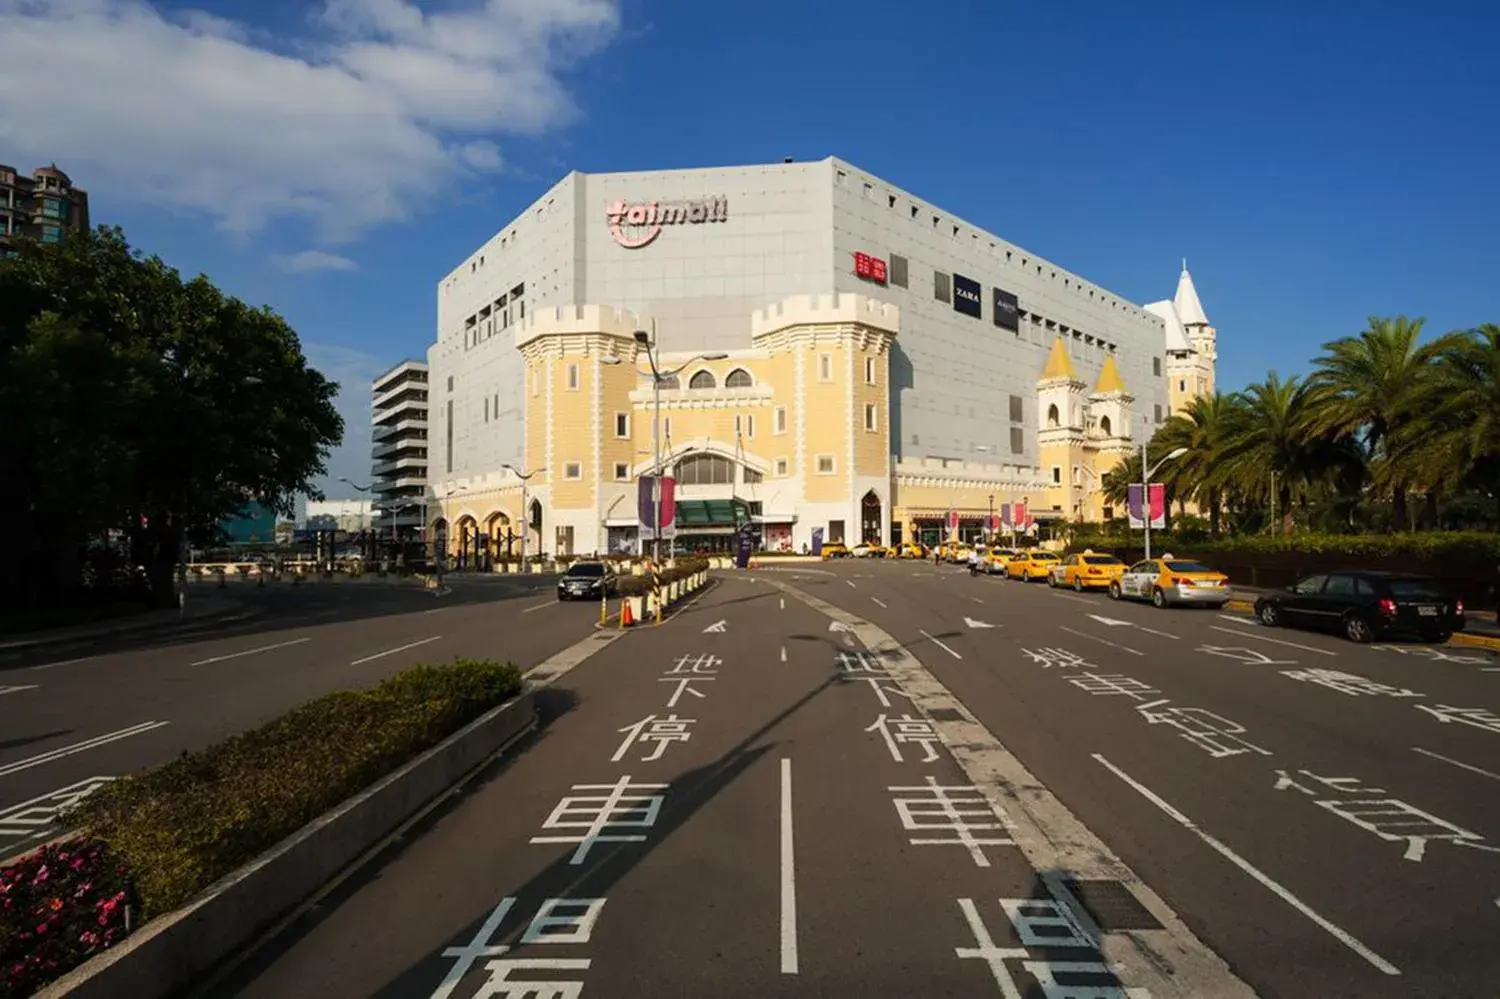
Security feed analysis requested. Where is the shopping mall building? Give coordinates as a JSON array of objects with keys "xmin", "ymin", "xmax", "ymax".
[{"xmin": 422, "ymin": 157, "xmax": 1217, "ymax": 557}]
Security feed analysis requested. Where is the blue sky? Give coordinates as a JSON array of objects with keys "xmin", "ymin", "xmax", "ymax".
[{"xmin": 3, "ymin": 0, "xmax": 1496, "ymax": 500}]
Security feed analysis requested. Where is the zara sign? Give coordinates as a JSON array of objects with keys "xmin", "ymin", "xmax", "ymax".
[
  {"xmin": 952, "ymin": 273, "xmax": 982, "ymax": 319},
  {"xmin": 605, "ymin": 196, "xmax": 730, "ymax": 249}
]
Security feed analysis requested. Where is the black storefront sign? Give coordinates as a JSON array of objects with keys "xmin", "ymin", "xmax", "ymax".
[
  {"xmin": 953, "ymin": 273, "xmax": 982, "ymax": 319},
  {"xmin": 992, "ymin": 287, "xmax": 1019, "ymax": 331}
]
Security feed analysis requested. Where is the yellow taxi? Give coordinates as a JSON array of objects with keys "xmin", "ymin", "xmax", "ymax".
[
  {"xmin": 983, "ymin": 548, "xmax": 1019, "ymax": 575},
  {"xmin": 820, "ymin": 542, "xmax": 850, "ymax": 560},
  {"xmin": 896, "ymin": 543, "xmax": 927, "ymax": 559},
  {"xmin": 1109, "ymin": 553, "xmax": 1232, "ymax": 608},
  {"xmin": 1005, "ymin": 549, "xmax": 1061, "ymax": 582},
  {"xmin": 1048, "ymin": 551, "xmax": 1127, "ymax": 591}
]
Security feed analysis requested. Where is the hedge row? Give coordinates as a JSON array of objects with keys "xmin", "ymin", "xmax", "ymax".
[
  {"xmin": 1065, "ymin": 530, "xmax": 1500, "ymax": 561},
  {"xmin": 616, "ymin": 557, "xmax": 711, "ymax": 598},
  {"xmin": 0, "ymin": 657, "xmax": 523, "ymax": 998}
]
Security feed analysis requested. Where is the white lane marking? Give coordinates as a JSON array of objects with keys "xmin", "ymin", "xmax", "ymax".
[
  {"xmin": 871, "ymin": 597, "xmax": 888, "ymax": 609},
  {"xmin": 702, "ymin": 620, "xmax": 727, "ymax": 634},
  {"xmin": 919, "ymin": 629, "xmax": 963, "ymax": 660},
  {"xmin": 1052, "ymin": 593, "xmax": 1094, "ymax": 605},
  {"xmin": 964, "ymin": 617, "xmax": 995, "ymax": 630},
  {"xmin": 0, "ymin": 722, "xmax": 171, "ymax": 779},
  {"xmin": 350, "ymin": 635, "xmax": 442, "ymax": 666},
  {"xmin": 779, "ymin": 597, "xmax": 785, "ymax": 610},
  {"xmin": 780, "ymin": 757, "xmax": 798, "ymax": 974},
  {"xmin": 191, "ymin": 637, "xmax": 311, "ymax": 667},
  {"xmin": 0, "ymin": 685, "xmax": 39, "ymax": 696},
  {"xmin": 1087, "ymin": 613, "xmax": 1178, "ymax": 640},
  {"xmin": 1133, "ymin": 623, "xmax": 1180, "ymax": 640},
  {"xmin": 1059, "ymin": 625, "xmax": 1143, "ymax": 656},
  {"xmin": 968, "ymin": 595, "xmax": 984, "ymax": 604},
  {"xmin": 1209, "ymin": 626, "xmax": 1337, "ymax": 656},
  {"xmin": 27, "ymin": 656, "xmax": 97, "ymax": 672},
  {"xmin": 1219, "ymin": 614, "xmax": 1255, "ymax": 625},
  {"xmin": 780, "ymin": 646, "xmax": 787, "ymax": 663},
  {"xmin": 1093, "ymin": 753, "xmax": 1400, "ymax": 976},
  {"xmin": 521, "ymin": 599, "xmax": 558, "ymax": 614},
  {"xmin": 846, "ymin": 580, "xmax": 857, "ymax": 588},
  {"xmin": 1413, "ymin": 746, "xmax": 1500, "ymax": 783}
]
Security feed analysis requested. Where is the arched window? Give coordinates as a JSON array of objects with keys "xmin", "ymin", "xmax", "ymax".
[
  {"xmin": 1046, "ymin": 403, "xmax": 1060, "ymax": 428},
  {"xmin": 724, "ymin": 368, "xmax": 753, "ymax": 388},
  {"xmin": 688, "ymin": 370, "xmax": 716, "ymax": 390},
  {"xmin": 1099, "ymin": 415, "xmax": 1112, "ymax": 436},
  {"xmin": 676, "ymin": 453, "xmax": 734, "ymax": 485}
]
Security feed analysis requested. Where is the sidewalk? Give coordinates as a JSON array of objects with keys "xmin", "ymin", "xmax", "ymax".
[
  {"xmin": 0, "ymin": 595, "xmax": 252, "ymax": 657},
  {"xmin": 1225, "ymin": 583, "xmax": 1500, "ymax": 651}
]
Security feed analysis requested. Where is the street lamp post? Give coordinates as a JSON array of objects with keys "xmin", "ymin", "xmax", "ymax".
[
  {"xmin": 1139, "ymin": 442, "xmax": 1189, "ymax": 560},
  {"xmin": 502, "ymin": 465, "xmax": 545, "ymax": 573},
  {"xmin": 434, "ymin": 483, "xmax": 467, "ymax": 586},
  {"xmin": 603, "ymin": 332, "xmax": 727, "ymax": 564}
]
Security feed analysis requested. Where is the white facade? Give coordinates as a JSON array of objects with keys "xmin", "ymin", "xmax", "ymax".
[
  {"xmin": 430, "ymin": 156, "xmax": 1191, "ymax": 503},
  {"xmin": 370, "ymin": 359, "xmax": 429, "ymax": 535}
]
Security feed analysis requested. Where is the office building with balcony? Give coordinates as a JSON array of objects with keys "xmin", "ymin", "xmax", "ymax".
[
  {"xmin": 423, "ymin": 158, "xmax": 1218, "ymax": 555},
  {"xmin": 0, "ymin": 163, "xmax": 90, "ymax": 257},
  {"xmin": 369, "ymin": 360, "xmax": 430, "ymax": 539}
]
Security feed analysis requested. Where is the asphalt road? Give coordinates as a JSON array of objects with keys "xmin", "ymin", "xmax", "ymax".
[
  {"xmin": 211, "ymin": 561, "xmax": 1500, "ymax": 999},
  {"xmin": 0, "ymin": 573, "xmax": 605, "ymax": 861}
]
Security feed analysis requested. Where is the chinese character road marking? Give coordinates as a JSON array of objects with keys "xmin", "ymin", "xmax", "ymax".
[
  {"xmin": 1415, "ymin": 704, "xmax": 1500, "ymax": 735},
  {"xmin": 1065, "ymin": 673, "xmax": 1162, "ymax": 700},
  {"xmin": 434, "ymin": 897, "xmax": 606, "ymax": 999},
  {"xmin": 530, "ymin": 777, "xmax": 667, "ymax": 864},
  {"xmin": 1280, "ymin": 668, "xmax": 1424, "ymax": 698},
  {"xmin": 658, "ymin": 676, "xmax": 712, "ymax": 708},
  {"xmin": 1020, "ymin": 647, "xmax": 1098, "ymax": 670},
  {"xmin": 664, "ymin": 653, "xmax": 721, "ymax": 675},
  {"xmin": 954, "ymin": 897, "xmax": 1130, "ymax": 999},
  {"xmin": 611, "ymin": 714, "xmax": 694, "ymax": 763},
  {"xmin": 889, "ymin": 777, "xmax": 1013, "ymax": 867},
  {"xmin": 1372, "ymin": 645, "xmax": 1490, "ymax": 665},
  {"xmin": 857, "ymin": 676, "xmax": 913, "ymax": 708},
  {"xmin": 1135, "ymin": 700, "xmax": 1272, "ymax": 759},
  {"xmin": 1197, "ymin": 645, "xmax": 1298, "ymax": 666},
  {"xmin": 867, "ymin": 713, "xmax": 942, "ymax": 763},
  {"xmin": 1274, "ymin": 769, "xmax": 1386, "ymax": 796},
  {"xmin": 0, "ymin": 777, "xmax": 116, "ymax": 846},
  {"xmin": 836, "ymin": 650, "xmax": 887, "ymax": 674}
]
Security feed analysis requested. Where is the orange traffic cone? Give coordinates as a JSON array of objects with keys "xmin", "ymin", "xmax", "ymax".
[{"xmin": 619, "ymin": 597, "xmax": 633, "ymax": 629}]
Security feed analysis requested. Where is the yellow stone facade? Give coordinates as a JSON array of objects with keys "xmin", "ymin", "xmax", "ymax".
[{"xmin": 428, "ymin": 292, "xmax": 1212, "ymax": 556}]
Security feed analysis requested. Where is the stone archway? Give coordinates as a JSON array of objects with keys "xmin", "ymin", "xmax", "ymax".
[
  {"xmin": 860, "ymin": 490, "xmax": 883, "ymax": 545},
  {"xmin": 484, "ymin": 511, "xmax": 511, "ymax": 563},
  {"xmin": 454, "ymin": 515, "xmax": 479, "ymax": 569}
]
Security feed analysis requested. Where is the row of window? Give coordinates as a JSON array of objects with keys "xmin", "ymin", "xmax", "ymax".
[
  {"xmin": 583, "ymin": 451, "xmax": 844, "ymax": 484},
  {"xmin": 539, "ymin": 354, "xmax": 882, "ymax": 397}
]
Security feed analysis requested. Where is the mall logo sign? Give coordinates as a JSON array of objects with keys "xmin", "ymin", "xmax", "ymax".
[
  {"xmin": 605, "ymin": 196, "xmax": 729, "ymax": 249},
  {"xmin": 952, "ymin": 273, "xmax": 982, "ymax": 319}
]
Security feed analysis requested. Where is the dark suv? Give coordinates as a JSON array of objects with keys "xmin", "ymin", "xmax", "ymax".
[
  {"xmin": 1254, "ymin": 571, "xmax": 1465, "ymax": 644},
  {"xmin": 556, "ymin": 561, "xmax": 615, "ymax": 601}
]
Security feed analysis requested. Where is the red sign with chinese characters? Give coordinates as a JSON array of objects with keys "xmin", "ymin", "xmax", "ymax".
[{"xmin": 853, "ymin": 251, "xmax": 888, "ymax": 284}]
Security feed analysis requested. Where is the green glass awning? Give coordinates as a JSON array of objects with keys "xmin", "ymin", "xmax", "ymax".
[{"xmin": 675, "ymin": 499, "xmax": 751, "ymax": 527}]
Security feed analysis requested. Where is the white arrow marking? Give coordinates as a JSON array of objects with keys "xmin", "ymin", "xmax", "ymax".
[
  {"xmin": 964, "ymin": 617, "xmax": 996, "ymax": 629},
  {"xmin": 829, "ymin": 621, "xmax": 854, "ymax": 633},
  {"xmin": 1087, "ymin": 614, "xmax": 1135, "ymax": 627},
  {"xmin": 703, "ymin": 620, "xmax": 727, "ymax": 633}
]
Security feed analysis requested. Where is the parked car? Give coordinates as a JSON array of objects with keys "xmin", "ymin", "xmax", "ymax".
[
  {"xmin": 1254, "ymin": 571, "xmax": 1465, "ymax": 644},
  {"xmin": 820, "ymin": 543, "xmax": 851, "ymax": 560},
  {"xmin": 1005, "ymin": 550, "xmax": 1061, "ymax": 582},
  {"xmin": 1109, "ymin": 556, "xmax": 1230, "ymax": 608},
  {"xmin": 556, "ymin": 561, "xmax": 616, "ymax": 601},
  {"xmin": 1049, "ymin": 551, "xmax": 1127, "ymax": 591}
]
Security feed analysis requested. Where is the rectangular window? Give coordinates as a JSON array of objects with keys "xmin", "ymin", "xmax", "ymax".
[
  {"xmin": 828, "ymin": 519, "xmax": 846, "ymax": 544},
  {"xmin": 1052, "ymin": 466, "xmax": 1062, "ymax": 484},
  {"xmin": 555, "ymin": 525, "xmax": 574, "ymax": 557},
  {"xmin": 775, "ymin": 458, "xmax": 789, "ymax": 476},
  {"xmin": 1009, "ymin": 426, "xmax": 1024, "ymax": 454},
  {"xmin": 889, "ymin": 254, "xmax": 908, "ymax": 288},
  {"xmin": 567, "ymin": 363, "xmax": 579, "ymax": 390},
  {"xmin": 743, "ymin": 467, "xmax": 763, "ymax": 484},
  {"xmin": 664, "ymin": 416, "xmax": 671, "ymax": 437},
  {"xmin": 614, "ymin": 462, "xmax": 629, "ymax": 480},
  {"xmin": 614, "ymin": 412, "xmax": 629, "ymax": 438},
  {"xmin": 484, "ymin": 397, "xmax": 489, "ymax": 422},
  {"xmin": 1154, "ymin": 403, "xmax": 1164, "ymax": 424},
  {"xmin": 816, "ymin": 454, "xmax": 836, "ymax": 475},
  {"xmin": 1153, "ymin": 357, "xmax": 1162, "ymax": 377},
  {"xmin": 448, "ymin": 375, "xmax": 454, "ymax": 391},
  {"xmin": 734, "ymin": 413, "xmax": 754, "ymax": 437},
  {"xmin": 818, "ymin": 353, "xmax": 833, "ymax": 382},
  {"xmin": 774, "ymin": 406, "xmax": 787, "ymax": 434},
  {"xmin": 933, "ymin": 271, "xmax": 951, "ymax": 304},
  {"xmin": 1009, "ymin": 395, "xmax": 1023, "ymax": 423},
  {"xmin": 1178, "ymin": 379, "xmax": 1186, "ymax": 393},
  {"xmin": 445, "ymin": 400, "xmax": 454, "ymax": 473},
  {"xmin": 865, "ymin": 357, "xmax": 876, "ymax": 384},
  {"xmin": 564, "ymin": 461, "xmax": 582, "ymax": 479},
  {"xmin": 864, "ymin": 403, "xmax": 878, "ymax": 432}
]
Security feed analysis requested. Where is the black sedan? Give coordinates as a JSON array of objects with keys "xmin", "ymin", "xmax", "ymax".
[
  {"xmin": 556, "ymin": 561, "xmax": 616, "ymax": 601},
  {"xmin": 1254, "ymin": 570, "xmax": 1465, "ymax": 644}
]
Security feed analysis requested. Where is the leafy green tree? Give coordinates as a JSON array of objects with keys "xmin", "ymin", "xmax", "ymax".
[{"xmin": 0, "ymin": 227, "xmax": 343, "ymax": 612}]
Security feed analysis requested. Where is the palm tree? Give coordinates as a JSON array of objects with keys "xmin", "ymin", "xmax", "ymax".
[
  {"xmin": 1306, "ymin": 316, "xmax": 1462, "ymax": 528},
  {"xmin": 1151, "ymin": 393, "xmax": 1244, "ymax": 536},
  {"xmin": 1421, "ymin": 324, "xmax": 1500, "ymax": 520},
  {"xmin": 1219, "ymin": 373, "xmax": 1322, "ymax": 535}
]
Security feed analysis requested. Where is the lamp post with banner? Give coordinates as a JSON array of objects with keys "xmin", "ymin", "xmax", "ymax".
[{"xmin": 1135, "ymin": 443, "xmax": 1188, "ymax": 559}]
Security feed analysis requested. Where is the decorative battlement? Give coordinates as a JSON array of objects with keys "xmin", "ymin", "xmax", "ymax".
[
  {"xmin": 514, "ymin": 304, "xmax": 646, "ymax": 352},
  {"xmin": 750, "ymin": 293, "xmax": 900, "ymax": 340}
]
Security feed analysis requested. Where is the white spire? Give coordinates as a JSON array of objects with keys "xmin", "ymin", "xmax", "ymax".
[
  {"xmin": 1145, "ymin": 300, "xmax": 1191, "ymax": 352},
  {"xmin": 1174, "ymin": 261, "xmax": 1209, "ymax": 327}
]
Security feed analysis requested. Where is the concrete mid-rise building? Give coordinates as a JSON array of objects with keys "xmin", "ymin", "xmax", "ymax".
[
  {"xmin": 421, "ymin": 157, "xmax": 1217, "ymax": 556},
  {"xmin": 369, "ymin": 360, "xmax": 430, "ymax": 539},
  {"xmin": 0, "ymin": 163, "xmax": 90, "ymax": 258}
]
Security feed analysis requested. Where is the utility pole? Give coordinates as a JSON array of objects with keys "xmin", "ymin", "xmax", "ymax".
[{"xmin": 502, "ymin": 465, "xmax": 545, "ymax": 573}]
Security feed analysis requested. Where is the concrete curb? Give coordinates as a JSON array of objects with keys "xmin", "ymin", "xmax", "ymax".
[
  {"xmin": 36, "ymin": 689, "xmax": 540, "ymax": 999},
  {"xmin": 1221, "ymin": 597, "xmax": 1500, "ymax": 652}
]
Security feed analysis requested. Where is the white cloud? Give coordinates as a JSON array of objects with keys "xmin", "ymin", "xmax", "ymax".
[
  {"xmin": 274, "ymin": 249, "xmax": 359, "ymax": 274},
  {"xmin": 0, "ymin": 0, "xmax": 622, "ymax": 242}
]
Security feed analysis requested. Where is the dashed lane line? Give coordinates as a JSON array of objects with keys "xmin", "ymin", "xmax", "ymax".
[
  {"xmin": 1412, "ymin": 747, "xmax": 1500, "ymax": 783},
  {"xmin": 1059, "ymin": 625, "xmax": 1144, "ymax": 657},
  {"xmin": 871, "ymin": 597, "xmax": 888, "ymax": 609},
  {"xmin": 779, "ymin": 579, "xmax": 1259, "ymax": 999},
  {"xmin": 919, "ymin": 629, "xmax": 963, "ymax": 660},
  {"xmin": 349, "ymin": 636, "xmax": 442, "ymax": 666},
  {"xmin": 1208, "ymin": 625, "xmax": 1338, "ymax": 656},
  {"xmin": 191, "ymin": 637, "xmax": 311, "ymax": 667}
]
